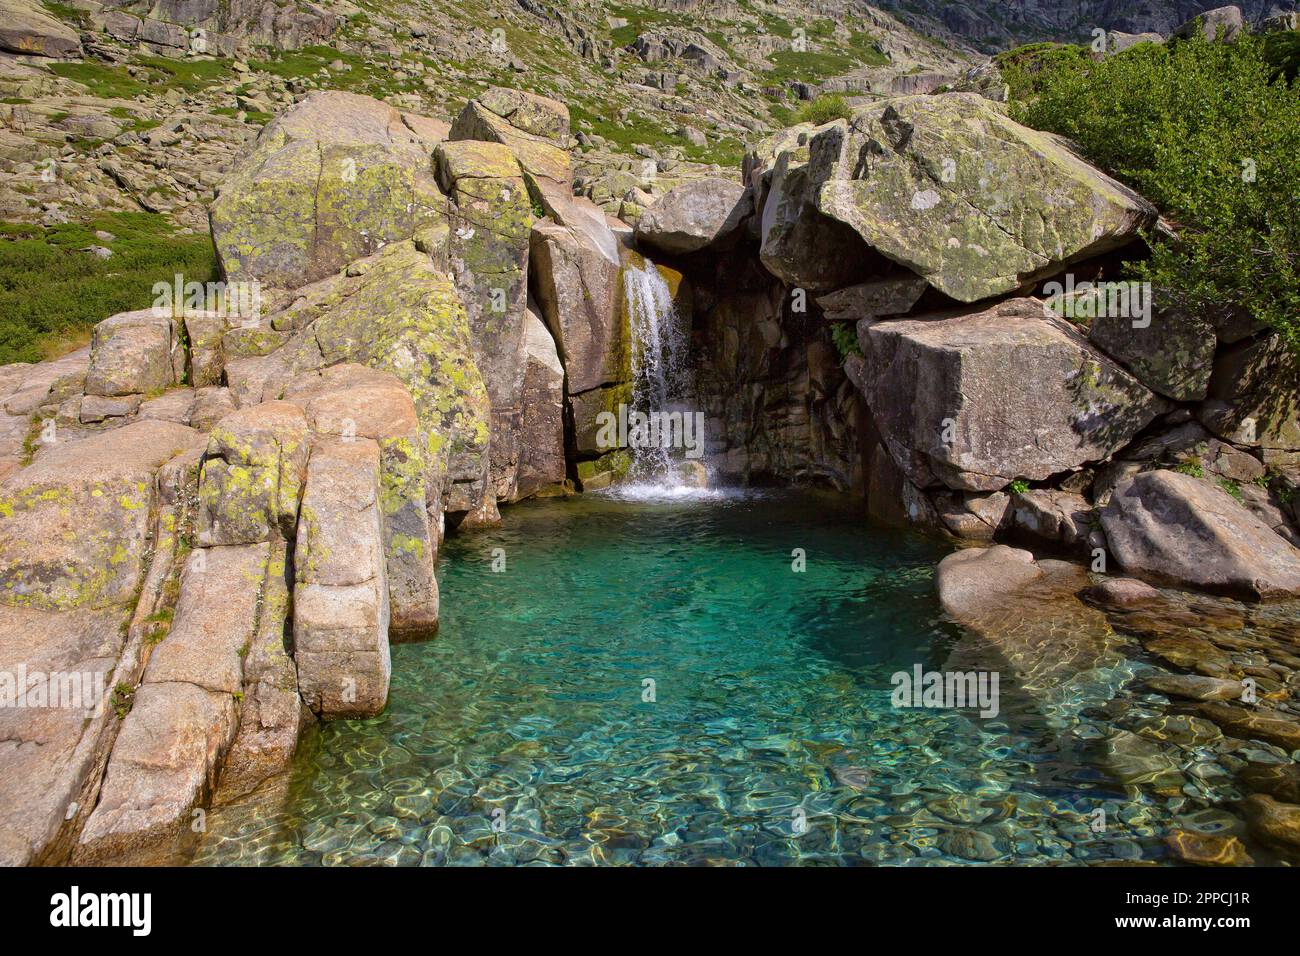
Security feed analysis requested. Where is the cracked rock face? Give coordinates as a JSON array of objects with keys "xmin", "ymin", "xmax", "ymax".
[{"xmin": 809, "ymin": 93, "xmax": 1158, "ymax": 302}]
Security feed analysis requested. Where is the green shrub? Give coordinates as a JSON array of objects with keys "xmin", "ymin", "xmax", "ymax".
[
  {"xmin": 830, "ymin": 321, "xmax": 861, "ymax": 363},
  {"xmin": 795, "ymin": 94, "xmax": 852, "ymax": 126},
  {"xmin": 1008, "ymin": 32, "xmax": 1300, "ymax": 351},
  {"xmin": 1008, "ymin": 479, "xmax": 1030, "ymax": 495},
  {"xmin": 994, "ymin": 42, "xmax": 1090, "ymax": 99},
  {"xmin": 0, "ymin": 212, "xmax": 219, "ymax": 364}
]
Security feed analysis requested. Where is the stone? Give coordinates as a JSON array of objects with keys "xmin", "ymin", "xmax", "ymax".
[
  {"xmin": 1088, "ymin": 306, "xmax": 1216, "ymax": 402},
  {"xmin": 1101, "ymin": 470, "xmax": 1300, "ymax": 599},
  {"xmin": 1144, "ymin": 673, "xmax": 1246, "ymax": 703},
  {"xmin": 1238, "ymin": 764, "xmax": 1300, "ymax": 804},
  {"xmin": 1146, "ymin": 634, "xmax": 1235, "ymax": 677},
  {"xmin": 1010, "ymin": 489, "xmax": 1094, "ymax": 552},
  {"xmin": 810, "ymin": 94, "xmax": 1157, "ymax": 302},
  {"xmin": 1172, "ymin": 6, "xmax": 1245, "ymax": 43},
  {"xmin": 1164, "ymin": 830, "xmax": 1252, "ymax": 866},
  {"xmin": 0, "ymin": 420, "xmax": 204, "ymax": 610},
  {"xmin": 1196, "ymin": 703, "xmax": 1300, "ymax": 752},
  {"xmin": 294, "ymin": 439, "xmax": 390, "ymax": 718},
  {"xmin": 75, "ymin": 542, "xmax": 270, "ymax": 865},
  {"xmin": 84, "ymin": 309, "xmax": 175, "ymax": 398},
  {"xmin": 1082, "ymin": 576, "xmax": 1161, "ymax": 607},
  {"xmin": 210, "ymin": 92, "xmax": 448, "ymax": 288},
  {"xmin": 634, "ymin": 178, "xmax": 750, "ymax": 254},
  {"xmin": 867, "ymin": 440, "xmax": 939, "ymax": 529},
  {"xmin": 932, "ymin": 490, "xmax": 1010, "ymax": 540},
  {"xmin": 449, "ymin": 92, "xmax": 571, "ymax": 186},
  {"xmin": 78, "ymin": 393, "xmax": 142, "ymax": 423},
  {"xmin": 935, "ymin": 545, "xmax": 1042, "ymax": 622},
  {"xmin": 513, "ymin": 307, "xmax": 567, "ymax": 501},
  {"xmin": 1240, "ymin": 794, "xmax": 1300, "ymax": 855},
  {"xmin": 198, "ymin": 401, "xmax": 311, "ymax": 547},
  {"xmin": 184, "ymin": 311, "xmax": 232, "ymax": 388},
  {"xmin": 1198, "ymin": 334, "xmax": 1300, "ymax": 462},
  {"xmin": 816, "ymin": 275, "xmax": 929, "ymax": 322},
  {"xmin": 856, "ymin": 298, "xmax": 1165, "ymax": 492},
  {"xmin": 0, "ymin": 0, "xmax": 81, "ymax": 58}
]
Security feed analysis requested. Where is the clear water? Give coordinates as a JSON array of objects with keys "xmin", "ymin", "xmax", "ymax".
[{"xmin": 192, "ymin": 491, "xmax": 1256, "ymax": 866}]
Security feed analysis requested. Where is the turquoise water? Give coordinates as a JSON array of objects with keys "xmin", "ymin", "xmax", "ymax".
[{"xmin": 193, "ymin": 490, "xmax": 1250, "ymax": 866}]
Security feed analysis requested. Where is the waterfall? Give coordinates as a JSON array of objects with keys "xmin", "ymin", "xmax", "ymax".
[{"xmin": 621, "ymin": 257, "xmax": 696, "ymax": 488}]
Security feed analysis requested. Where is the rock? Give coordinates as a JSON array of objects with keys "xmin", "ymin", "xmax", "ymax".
[
  {"xmin": 810, "ymin": 94, "xmax": 1157, "ymax": 302},
  {"xmin": 1083, "ymin": 576, "xmax": 1161, "ymax": 607},
  {"xmin": 936, "ymin": 545, "xmax": 1042, "ymax": 621},
  {"xmin": 815, "ymin": 275, "xmax": 928, "ymax": 322},
  {"xmin": 76, "ymin": 542, "xmax": 271, "ymax": 865},
  {"xmin": 1010, "ymin": 489, "xmax": 1094, "ymax": 552},
  {"xmin": 0, "ymin": 420, "xmax": 204, "ymax": 610},
  {"xmin": 1106, "ymin": 31, "xmax": 1164, "ymax": 54},
  {"xmin": 1164, "ymin": 830, "xmax": 1252, "ymax": 866},
  {"xmin": 138, "ymin": 388, "xmax": 195, "ymax": 425},
  {"xmin": 449, "ymin": 88, "xmax": 571, "ymax": 186},
  {"xmin": 856, "ymin": 298, "xmax": 1165, "ymax": 492},
  {"xmin": 1172, "ymin": 6, "xmax": 1245, "ymax": 43},
  {"xmin": 634, "ymin": 178, "xmax": 750, "ymax": 254},
  {"xmin": 1240, "ymin": 794, "xmax": 1300, "ymax": 855},
  {"xmin": 1101, "ymin": 470, "xmax": 1300, "ymax": 599},
  {"xmin": 285, "ymin": 364, "xmax": 439, "ymax": 639},
  {"xmin": 513, "ymin": 307, "xmax": 567, "ymax": 500},
  {"xmin": 1197, "ymin": 703, "xmax": 1300, "ymax": 752},
  {"xmin": 210, "ymin": 92, "xmax": 448, "ymax": 288},
  {"xmin": 0, "ymin": 0, "xmax": 81, "ymax": 58},
  {"xmin": 1132, "ymin": 714, "xmax": 1222, "ymax": 747},
  {"xmin": 1198, "ymin": 334, "xmax": 1300, "ymax": 466},
  {"xmin": 84, "ymin": 310, "xmax": 176, "ymax": 398},
  {"xmin": 866, "ymin": 440, "xmax": 940, "ymax": 529},
  {"xmin": 1098, "ymin": 730, "xmax": 1184, "ymax": 789},
  {"xmin": 932, "ymin": 490, "xmax": 1010, "ymax": 540},
  {"xmin": 1238, "ymin": 764, "xmax": 1300, "ymax": 804},
  {"xmin": 78, "ymin": 393, "xmax": 141, "ymax": 423},
  {"xmin": 1145, "ymin": 673, "xmax": 1245, "ymax": 702},
  {"xmin": 575, "ymin": 449, "xmax": 631, "ymax": 491},
  {"xmin": 294, "ymin": 438, "xmax": 391, "ymax": 718},
  {"xmin": 1146, "ymin": 634, "xmax": 1235, "ymax": 678},
  {"xmin": 1088, "ymin": 306, "xmax": 1216, "ymax": 402},
  {"xmin": 198, "ymin": 401, "xmax": 311, "ymax": 547}
]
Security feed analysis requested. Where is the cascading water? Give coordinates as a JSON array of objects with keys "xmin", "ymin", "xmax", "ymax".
[{"xmin": 620, "ymin": 257, "xmax": 700, "ymax": 491}]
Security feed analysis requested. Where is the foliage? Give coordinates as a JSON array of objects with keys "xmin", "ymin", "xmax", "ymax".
[
  {"xmin": 1008, "ymin": 479, "xmax": 1030, "ymax": 495},
  {"xmin": 795, "ymin": 94, "xmax": 852, "ymax": 126},
  {"xmin": 830, "ymin": 321, "xmax": 861, "ymax": 363},
  {"xmin": 1009, "ymin": 32, "xmax": 1300, "ymax": 351},
  {"xmin": 0, "ymin": 212, "xmax": 219, "ymax": 364}
]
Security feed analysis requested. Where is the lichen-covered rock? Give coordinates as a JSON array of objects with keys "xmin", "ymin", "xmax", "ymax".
[
  {"xmin": 514, "ymin": 307, "xmax": 567, "ymax": 500},
  {"xmin": 183, "ymin": 311, "xmax": 232, "ymax": 388},
  {"xmin": 635, "ymin": 178, "xmax": 750, "ymax": 254},
  {"xmin": 1102, "ymin": 469, "xmax": 1300, "ymax": 599},
  {"xmin": 808, "ymin": 94, "xmax": 1157, "ymax": 302},
  {"xmin": 0, "ymin": 419, "xmax": 205, "ymax": 610},
  {"xmin": 294, "ymin": 438, "xmax": 390, "ymax": 718},
  {"xmin": 84, "ymin": 309, "xmax": 176, "ymax": 398},
  {"xmin": 1198, "ymin": 334, "xmax": 1300, "ymax": 467},
  {"xmin": 1089, "ymin": 307, "xmax": 1216, "ymax": 402},
  {"xmin": 855, "ymin": 298, "xmax": 1165, "ymax": 492},
  {"xmin": 198, "ymin": 401, "xmax": 310, "ymax": 547},
  {"xmin": 285, "ymin": 363, "xmax": 439, "ymax": 639},
  {"xmin": 76, "ymin": 542, "xmax": 271, "ymax": 865},
  {"xmin": 816, "ymin": 275, "xmax": 929, "ymax": 322},
  {"xmin": 210, "ymin": 92, "xmax": 448, "ymax": 288},
  {"xmin": 449, "ymin": 87, "xmax": 571, "ymax": 186},
  {"xmin": 0, "ymin": 0, "xmax": 81, "ymax": 58}
]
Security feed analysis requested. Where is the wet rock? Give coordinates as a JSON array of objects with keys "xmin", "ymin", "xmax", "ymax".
[
  {"xmin": 856, "ymin": 298, "xmax": 1164, "ymax": 492},
  {"xmin": 1133, "ymin": 714, "xmax": 1223, "ymax": 747},
  {"xmin": 1164, "ymin": 830, "xmax": 1253, "ymax": 866},
  {"xmin": 1238, "ymin": 764, "xmax": 1300, "ymax": 803},
  {"xmin": 1098, "ymin": 730, "xmax": 1184, "ymax": 790},
  {"xmin": 635, "ymin": 178, "xmax": 750, "ymax": 254},
  {"xmin": 1083, "ymin": 577, "xmax": 1160, "ymax": 607},
  {"xmin": 294, "ymin": 438, "xmax": 391, "ymax": 719},
  {"xmin": 1145, "ymin": 634, "xmax": 1235, "ymax": 678},
  {"xmin": 84, "ymin": 310, "xmax": 175, "ymax": 398},
  {"xmin": 812, "ymin": 94, "xmax": 1157, "ymax": 302},
  {"xmin": 1145, "ymin": 673, "xmax": 1245, "ymax": 702},
  {"xmin": 1101, "ymin": 470, "xmax": 1300, "ymax": 599},
  {"xmin": 1240, "ymin": 794, "xmax": 1300, "ymax": 855},
  {"xmin": 1197, "ymin": 703, "xmax": 1300, "ymax": 752}
]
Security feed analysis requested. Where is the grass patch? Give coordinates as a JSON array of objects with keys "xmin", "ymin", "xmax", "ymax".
[{"xmin": 0, "ymin": 212, "xmax": 219, "ymax": 364}]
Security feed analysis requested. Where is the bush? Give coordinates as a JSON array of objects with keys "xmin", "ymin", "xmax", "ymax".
[
  {"xmin": 1007, "ymin": 32, "xmax": 1300, "ymax": 350},
  {"xmin": 795, "ymin": 94, "xmax": 853, "ymax": 126},
  {"xmin": 0, "ymin": 212, "xmax": 219, "ymax": 364}
]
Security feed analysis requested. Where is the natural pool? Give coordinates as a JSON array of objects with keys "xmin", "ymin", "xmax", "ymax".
[{"xmin": 193, "ymin": 489, "xmax": 1273, "ymax": 865}]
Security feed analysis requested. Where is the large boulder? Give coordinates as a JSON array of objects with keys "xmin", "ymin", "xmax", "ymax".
[
  {"xmin": 83, "ymin": 310, "xmax": 176, "ymax": 398},
  {"xmin": 936, "ymin": 544, "xmax": 1042, "ymax": 621},
  {"xmin": 635, "ymin": 178, "xmax": 751, "ymax": 254},
  {"xmin": 855, "ymin": 298, "xmax": 1165, "ymax": 492},
  {"xmin": 449, "ymin": 87, "xmax": 571, "ymax": 187},
  {"xmin": 808, "ymin": 94, "xmax": 1157, "ymax": 302},
  {"xmin": 294, "ymin": 438, "xmax": 391, "ymax": 718},
  {"xmin": 1088, "ymin": 306, "xmax": 1216, "ymax": 402},
  {"xmin": 1101, "ymin": 469, "xmax": 1300, "ymax": 599},
  {"xmin": 0, "ymin": 420, "xmax": 205, "ymax": 610},
  {"xmin": 1198, "ymin": 334, "xmax": 1300, "ymax": 468},
  {"xmin": 514, "ymin": 307, "xmax": 567, "ymax": 500},
  {"xmin": 1172, "ymin": 6, "xmax": 1245, "ymax": 42},
  {"xmin": 0, "ymin": 0, "xmax": 81, "ymax": 57},
  {"xmin": 210, "ymin": 92, "xmax": 448, "ymax": 288}
]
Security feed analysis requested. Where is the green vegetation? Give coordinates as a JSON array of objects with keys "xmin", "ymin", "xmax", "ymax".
[
  {"xmin": 1008, "ymin": 479, "xmax": 1030, "ymax": 495},
  {"xmin": 830, "ymin": 322, "xmax": 861, "ymax": 363},
  {"xmin": 111, "ymin": 682, "xmax": 135, "ymax": 719},
  {"xmin": 1218, "ymin": 477, "xmax": 1245, "ymax": 502},
  {"xmin": 993, "ymin": 42, "xmax": 1090, "ymax": 99},
  {"xmin": 795, "ymin": 94, "xmax": 853, "ymax": 126},
  {"xmin": 1175, "ymin": 461, "xmax": 1205, "ymax": 478},
  {"xmin": 0, "ymin": 212, "xmax": 219, "ymax": 364},
  {"xmin": 1007, "ymin": 31, "xmax": 1300, "ymax": 351}
]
